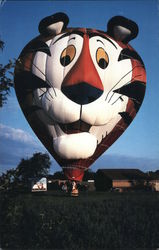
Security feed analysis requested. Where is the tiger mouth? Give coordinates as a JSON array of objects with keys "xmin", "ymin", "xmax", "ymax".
[{"xmin": 59, "ymin": 120, "xmax": 91, "ymax": 134}]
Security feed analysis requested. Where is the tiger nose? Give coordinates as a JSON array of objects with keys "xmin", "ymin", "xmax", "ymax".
[{"xmin": 61, "ymin": 82, "xmax": 103, "ymax": 105}]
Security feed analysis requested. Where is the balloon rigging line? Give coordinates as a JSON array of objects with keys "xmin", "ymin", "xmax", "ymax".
[{"xmin": 62, "ymin": 165, "xmax": 91, "ymax": 171}]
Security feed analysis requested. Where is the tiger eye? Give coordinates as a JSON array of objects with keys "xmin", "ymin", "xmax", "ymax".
[
  {"xmin": 60, "ymin": 45, "xmax": 76, "ymax": 66},
  {"xmin": 96, "ymin": 47, "xmax": 109, "ymax": 69}
]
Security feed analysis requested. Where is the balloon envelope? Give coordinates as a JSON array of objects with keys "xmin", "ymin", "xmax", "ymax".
[{"xmin": 14, "ymin": 13, "xmax": 146, "ymax": 181}]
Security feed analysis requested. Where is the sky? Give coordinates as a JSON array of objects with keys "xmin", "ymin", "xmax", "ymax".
[{"xmin": 0, "ymin": 0, "xmax": 159, "ymax": 174}]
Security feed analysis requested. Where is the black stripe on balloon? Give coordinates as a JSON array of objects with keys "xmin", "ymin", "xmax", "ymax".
[
  {"xmin": 15, "ymin": 71, "xmax": 51, "ymax": 90},
  {"xmin": 118, "ymin": 48, "xmax": 144, "ymax": 66},
  {"xmin": 119, "ymin": 112, "xmax": 132, "ymax": 125},
  {"xmin": 113, "ymin": 81, "xmax": 146, "ymax": 105},
  {"xmin": 21, "ymin": 40, "xmax": 51, "ymax": 56},
  {"xmin": 15, "ymin": 71, "xmax": 51, "ymax": 100},
  {"xmin": 23, "ymin": 106, "xmax": 42, "ymax": 116}
]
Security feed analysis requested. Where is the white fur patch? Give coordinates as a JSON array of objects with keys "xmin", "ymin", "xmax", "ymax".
[
  {"xmin": 53, "ymin": 133, "xmax": 97, "ymax": 159},
  {"xmin": 32, "ymin": 40, "xmax": 52, "ymax": 81},
  {"xmin": 41, "ymin": 88, "xmax": 81, "ymax": 123},
  {"xmin": 46, "ymin": 34, "xmax": 83, "ymax": 89},
  {"xmin": 81, "ymin": 93, "xmax": 128, "ymax": 125},
  {"xmin": 47, "ymin": 22, "xmax": 64, "ymax": 35}
]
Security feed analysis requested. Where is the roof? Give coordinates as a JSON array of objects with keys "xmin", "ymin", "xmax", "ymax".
[
  {"xmin": 96, "ymin": 169, "xmax": 148, "ymax": 180},
  {"xmin": 147, "ymin": 171, "xmax": 159, "ymax": 180}
]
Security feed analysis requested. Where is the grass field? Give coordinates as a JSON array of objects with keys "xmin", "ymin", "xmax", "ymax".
[{"xmin": 1, "ymin": 190, "xmax": 159, "ymax": 249}]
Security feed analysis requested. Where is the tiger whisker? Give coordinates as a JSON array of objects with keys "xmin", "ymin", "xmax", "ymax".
[
  {"xmin": 31, "ymin": 61, "xmax": 57, "ymax": 97},
  {"xmin": 105, "ymin": 66, "xmax": 143, "ymax": 101},
  {"xmin": 42, "ymin": 93, "xmax": 51, "ymax": 102},
  {"xmin": 39, "ymin": 88, "xmax": 54, "ymax": 102},
  {"xmin": 48, "ymin": 88, "xmax": 54, "ymax": 99},
  {"xmin": 17, "ymin": 56, "xmax": 57, "ymax": 97},
  {"xmin": 111, "ymin": 95, "xmax": 124, "ymax": 105},
  {"xmin": 108, "ymin": 92, "xmax": 115, "ymax": 103},
  {"xmin": 39, "ymin": 90, "xmax": 47, "ymax": 98},
  {"xmin": 107, "ymin": 73, "xmax": 142, "ymax": 104}
]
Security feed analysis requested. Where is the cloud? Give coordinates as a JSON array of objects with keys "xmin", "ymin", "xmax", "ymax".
[
  {"xmin": 0, "ymin": 123, "xmax": 44, "ymax": 172},
  {"xmin": 0, "ymin": 123, "xmax": 37, "ymax": 145},
  {"xmin": 0, "ymin": 123, "xmax": 60, "ymax": 174}
]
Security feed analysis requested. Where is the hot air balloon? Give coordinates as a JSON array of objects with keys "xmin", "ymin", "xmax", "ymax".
[{"xmin": 14, "ymin": 13, "xmax": 146, "ymax": 196}]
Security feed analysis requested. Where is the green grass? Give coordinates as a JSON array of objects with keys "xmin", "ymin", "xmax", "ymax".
[{"xmin": 1, "ymin": 190, "xmax": 159, "ymax": 249}]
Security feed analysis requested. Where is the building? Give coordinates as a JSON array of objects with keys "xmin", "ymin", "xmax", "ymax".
[
  {"xmin": 47, "ymin": 174, "xmax": 67, "ymax": 190},
  {"xmin": 147, "ymin": 171, "xmax": 159, "ymax": 191},
  {"xmin": 95, "ymin": 169, "xmax": 149, "ymax": 192}
]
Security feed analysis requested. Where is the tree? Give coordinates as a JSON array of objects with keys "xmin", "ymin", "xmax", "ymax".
[
  {"xmin": 0, "ymin": 39, "xmax": 15, "ymax": 107},
  {"xmin": 16, "ymin": 152, "xmax": 51, "ymax": 184},
  {"xmin": 0, "ymin": 152, "xmax": 51, "ymax": 190},
  {"xmin": 0, "ymin": 168, "xmax": 17, "ymax": 190},
  {"xmin": 0, "ymin": 40, "xmax": 4, "ymax": 50},
  {"xmin": 52, "ymin": 171, "xmax": 65, "ymax": 180}
]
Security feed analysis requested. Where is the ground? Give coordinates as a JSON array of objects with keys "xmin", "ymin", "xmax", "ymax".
[{"xmin": 0, "ymin": 190, "xmax": 159, "ymax": 249}]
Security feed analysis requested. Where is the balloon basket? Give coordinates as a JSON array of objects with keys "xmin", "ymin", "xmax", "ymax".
[{"xmin": 71, "ymin": 189, "xmax": 79, "ymax": 197}]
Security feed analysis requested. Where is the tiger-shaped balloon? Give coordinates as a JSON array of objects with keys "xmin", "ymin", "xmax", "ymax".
[{"xmin": 15, "ymin": 13, "xmax": 146, "ymax": 181}]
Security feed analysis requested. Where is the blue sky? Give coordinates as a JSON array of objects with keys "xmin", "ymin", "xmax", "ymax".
[{"xmin": 0, "ymin": 0, "xmax": 159, "ymax": 174}]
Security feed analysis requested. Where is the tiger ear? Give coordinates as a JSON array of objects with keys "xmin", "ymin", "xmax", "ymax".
[
  {"xmin": 38, "ymin": 12, "xmax": 69, "ymax": 36},
  {"xmin": 107, "ymin": 16, "xmax": 138, "ymax": 44}
]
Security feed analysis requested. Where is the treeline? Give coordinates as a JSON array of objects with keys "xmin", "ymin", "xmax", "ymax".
[
  {"xmin": 0, "ymin": 38, "xmax": 15, "ymax": 107},
  {"xmin": 0, "ymin": 152, "xmax": 96, "ymax": 192},
  {"xmin": 1, "ymin": 151, "xmax": 159, "ymax": 193},
  {"xmin": 0, "ymin": 152, "xmax": 51, "ymax": 191}
]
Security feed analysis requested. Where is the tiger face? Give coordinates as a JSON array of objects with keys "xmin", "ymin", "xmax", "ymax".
[{"xmin": 15, "ymin": 13, "xmax": 146, "ymax": 180}]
